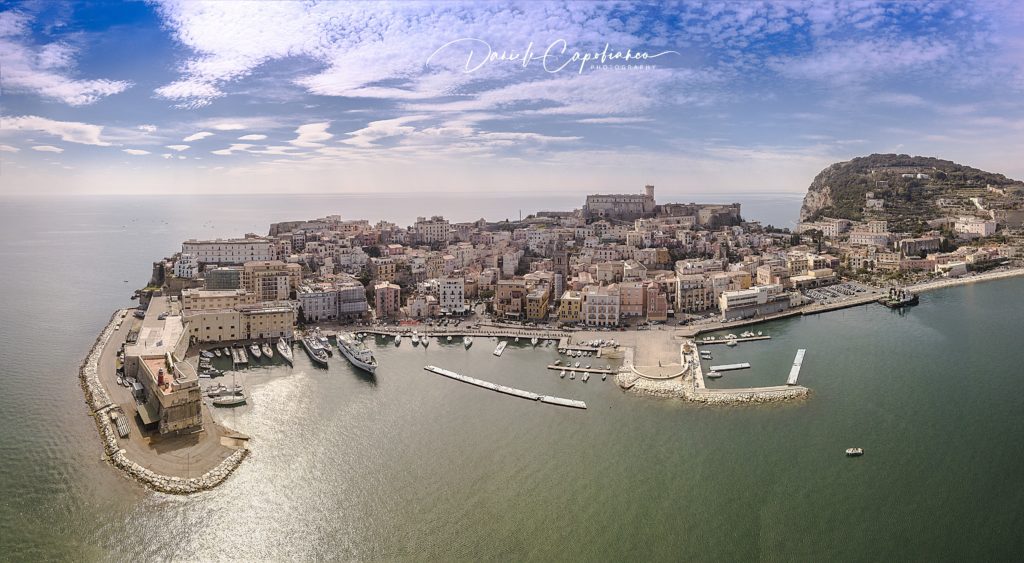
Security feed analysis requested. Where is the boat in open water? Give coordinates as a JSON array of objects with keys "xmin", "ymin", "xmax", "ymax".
[{"xmin": 846, "ymin": 447, "xmax": 864, "ymax": 457}]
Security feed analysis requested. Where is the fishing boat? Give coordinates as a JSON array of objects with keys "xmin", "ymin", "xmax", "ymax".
[
  {"xmin": 213, "ymin": 349, "xmax": 222, "ymax": 358},
  {"xmin": 493, "ymin": 340, "xmax": 508, "ymax": 356},
  {"xmin": 845, "ymin": 447, "xmax": 864, "ymax": 457},
  {"xmin": 249, "ymin": 343, "xmax": 262, "ymax": 360},
  {"xmin": 464, "ymin": 336, "xmax": 472, "ymax": 348},
  {"xmin": 531, "ymin": 337, "xmax": 538, "ymax": 346},
  {"xmin": 337, "ymin": 332, "xmax": 377, "ymax": 373},
  {"xmin": 262, "ymin": 342, "xmax": 274, "ymax": 358},
  {"xmin": 276, "ymin": 337, "xmax": 293, "ymax": 365},
  {"xmin": 300, "ymin": 336, "xmax": 330, "ymax": 367}
]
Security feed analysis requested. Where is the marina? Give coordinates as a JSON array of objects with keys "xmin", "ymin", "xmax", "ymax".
[
  {"xmin": 423, "ymin": 365, "xmax": 587, "ymax": 409},
  {"xmin": 787, "ymin": 349, "xmax": 806, "ymax": 385},
  {"xmin": 546, "ymin": 364, "xmax": 614, "ymax": 375}
]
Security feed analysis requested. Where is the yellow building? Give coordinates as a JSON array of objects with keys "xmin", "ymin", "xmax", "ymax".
[
  {"xmin": 241, "ymin": 261, "xmax": 302, "ymax": 301},
  {"xmin": 184, "ymin": 302, "xmax": 296, "ymax": 343},
  {"xmin": 557, "ymin": 290, "xmax": 582, "ymax": 323},
  {"xmin": 526, "ymin": 287, "xmax": 550, "ymax": 321},
  {"xmin": 181, "ymin": 288, "xmax": 255, "ymax": 312},
  {"xmin": 494, "ymin": 279, "xmax": 527, "ymax": 320}
]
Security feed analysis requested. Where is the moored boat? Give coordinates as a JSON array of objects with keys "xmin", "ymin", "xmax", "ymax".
[
  {"xmin": 300, "ymin": 336, "xmax": 330, "ymax": 367},
  {"xmin": 394, "ymin": 334, "xmax": 401, "ymax": 346},
  {"xmin": 493, "ymin": 340, "xmax": 508, "ymax": 356},
  {"xmin": 262, "ymin": 342, "xmax": 274, "ymax": 358},
  {"xmin": 213, "ymin": 348, "xmax": 222, "ymax": 357},
  {"xmin": 531, "ymin": 337, "xmax": 538, "ymax": 346},
  {"xmin": 276, "ymin": 337, "xmax": 293, "ymax": 365},
  {"xmin": 213, "ymin": 394, "xmax": 246, "ymax": 407},
  {"xmin": 706, "ymin": 371, "xmax": 722, "ymax": 379},
  {"xmin": 249, "ymin": 343, "xmax": 262, "ymax": 360},
  {"xmin": 464, "ymin": 336, "xmax": 472, "ymax": 348},
  {"xmin": 337, "ymin": 332, "xmax": 377, "ymax": 373}
]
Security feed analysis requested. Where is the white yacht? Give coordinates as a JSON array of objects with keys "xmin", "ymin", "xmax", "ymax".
[
  {"xmin": 276, "ymin": 337, "xmax": 293, "ymax": 365},
  {"xmin": 464, "ymin": 336, "xmax": 473, "ymax": 349},
  {"xmin": 262, "ymin": 342, "xmax": 274, "ymax": 358},
  {"xmin": 249, "ymin": 343, "xmax": 262, "ymax": 360},
  {"xmin": 337, "ymin": 332, "xmax": 377, "ymax": 373},
  {"xmin": 493, "ymin": 340, "xmax": 508, "ymax": 356}
]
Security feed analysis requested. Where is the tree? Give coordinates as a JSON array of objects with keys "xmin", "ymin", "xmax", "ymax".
[{"xmin": 363, "ymin": 245, "xmax": 382, "ymax": 258}]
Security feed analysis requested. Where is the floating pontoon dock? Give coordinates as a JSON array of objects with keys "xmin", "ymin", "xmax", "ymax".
[
  {"xmin": 709, "ymin": 362, "xmax": 751, "ymax": 372},
  {"xmin": 787, "ymin": 349, "xmax": 806, "ymax": 385},
  {"xmin": 424, "ymin": 365, "xmax": 587, "ymax": 409}
]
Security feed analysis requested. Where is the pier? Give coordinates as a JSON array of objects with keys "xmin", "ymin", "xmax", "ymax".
[
  {"xmin": 423, "ymin": 365, "xmax": 587, "ymax": 409},
  {"xmin": 709, "ymin": 362, "xmax": 750, "ymax": 372},
  {"xmin": 787, "ymin": 349, "xmax": 806, "ymax": 385},
  {"xmin": 700, "ymin": 335, "xmax": 772, "ymax": 345},
  {"xmin": 546, "ymin": 365, "xmax": 614, "ymax": 375}
]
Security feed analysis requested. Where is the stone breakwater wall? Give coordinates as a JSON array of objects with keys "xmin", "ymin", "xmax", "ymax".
[
  {"xmin": 79, "ymin": 309, "xmax": 249, "ymax": 495},
  {"xmin": 615, "ymin": 357, "xmax": 809, "ymax": 406}
]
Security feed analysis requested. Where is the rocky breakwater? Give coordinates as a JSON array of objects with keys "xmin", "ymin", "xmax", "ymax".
[{"xmin": 79, "ymin": 309, "xmax": 249, "ymax": 495}]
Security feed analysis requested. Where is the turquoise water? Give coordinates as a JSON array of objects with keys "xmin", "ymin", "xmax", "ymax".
[{"xmin": 1, "ymin": 195, "xmax": 1021, "ymax": 560}]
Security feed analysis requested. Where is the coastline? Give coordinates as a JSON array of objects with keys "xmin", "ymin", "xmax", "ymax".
[
  {"xmin": 79, "ymin": 309, "xmax": 249, "ymax": 495},
  {"xmin": 905, "ymin": 266, "xmax": 1024, "ymax": 294}
]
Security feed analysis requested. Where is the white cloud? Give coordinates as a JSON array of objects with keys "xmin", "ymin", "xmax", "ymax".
[
  {"xmin": 289, "ymin": 122, "xmax": 332, "ymax": 147},
  {"xmin": 183, "ymin": 131, "xmax": 213, "ymax": 142},
  {"xmin": 31, "ymin": 145, "xmax": 63, "ymax": 153},
  {"xmin": 0, "ymin": 144, "xmax": 20, "ymax": 152},
  {"xmin": 138, "ymin": 124, "xmax": 158, "ymax": 133},
  {"xmin": 212, "ymin": 123, "xmax": 246, "ymax": 131},
  {"xmin": 211, "ymin": 143, "xmax": 254, "ymax": 155},
  {"xmin": 238, "ymin": 134, "xmax": 267, "ymax": 140},
  {"xmin": 166, "ymin": 144, "xmax": 190, "ymax": 151},
  {"xmin": 123, "ymin": 149, "xmax": 150, "ymax": 155},
  {"xmin": 2, "ymin": 115, "xmax": 111, "ymax": 145},
  {"xmin": 0, "ymin": 10, "xmax": 132, "ymax": 105},
  {"xmin": 577, "ymin": 117, "xmax": 654, "ymax": 124}
]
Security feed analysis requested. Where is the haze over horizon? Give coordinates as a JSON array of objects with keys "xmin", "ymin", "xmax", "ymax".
[{"xmin": 1, "ymin": 1, "xmax": 1023, "ymax": 196}]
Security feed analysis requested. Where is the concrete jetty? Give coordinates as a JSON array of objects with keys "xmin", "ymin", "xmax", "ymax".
[
  {"xmin": 787, "ymin": 349, "xmax": 806, "ymax": 385},
  {"xmin": 423, "ymin": 365, "xmax": 587, "ymax": 409},
  {"xmin": 547, "ymin": 365, "xmax": 614, "ymax": 375},
  {"xmin": 710, "ymin": 363, "xmax": 750, "ymax": 372},
  {"xmin": 700, "ymin": 335, "xmax": 772, "ymax": 345}
]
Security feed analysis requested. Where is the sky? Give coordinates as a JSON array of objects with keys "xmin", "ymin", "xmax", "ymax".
[{"xmin": 1, "ymin": 0, "xmax": 1023, "ymax": 196}]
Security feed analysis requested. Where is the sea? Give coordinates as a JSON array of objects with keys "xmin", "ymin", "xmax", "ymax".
[{"xmin": 1, "ymin": 192, "xmax": 1022, "ymax": 561}]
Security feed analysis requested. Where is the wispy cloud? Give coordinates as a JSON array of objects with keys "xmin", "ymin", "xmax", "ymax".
[
  {"xmin": 0, "ymin": 10, "xmax": 132, "ymax": 105},
  {"xmin": 182, "ymin": 131, "xmax": 213, "ymax": 142},
  {"xmin": 31, "ymin": 145, "xmax": 63, "ymax": 153},
  {"xmin": 2, "ymin": 115, "xmax": 111, "ymax": 145},
  {"xmin": 123, "ymin": 148, "xmax": 150, "ymax": 155}
]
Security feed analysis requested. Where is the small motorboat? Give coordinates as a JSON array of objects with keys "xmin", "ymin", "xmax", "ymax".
[
  {"xmin": 706, "ymin": 371, "xmax": 722, "ymax": 379},
  {"xmin": 574, "ymin": 361, "xmax": 580, "ymax": 368},
  {"xmin": 554, "ymin": 359, "xmax": 561, "ymax": 366},
  {"xmin": 250, "ymin": 343, "xmax": 262, "ymax": 359},
  {"xmin": 201, "ymin": 350, "xmax": 215, "ymax": 359},
  {"xmin": 570, "ymin": 372, "xmax": 575, "ymax": 380},
  {"xmin": 531, "ymin": 337, "xmax": 538, "ymax": 346},
  {"xmin": 116, "ymin": 376, "xmax": 124, "ymax": 386},
  {"xmin": 601, "ymin": 373, "xmax": 607, "ymax": 381},
  {"xmin": 447, "ymin": 335, "xmax": 452, "ymax": 342},
  {"xmin": 464, "ymin": 336, "xmax": 472, "ymax": 348},
  {"xmin": 262, "ymin": 343, "xmax": 274, "ymax": 358},
  {"xmin": 422, "ymin": 338, "xmax": 430, "ymax": 348},
  {"xmin": 560, "ymin": 370, "xmax": 566, "ymax": 377},
  {"xmin": 394, "ymin": 335, "xmax": 401, "ymax": 346},
  {"xmin": 214, "ymin": 349, "xmax": 222, "ymax": 357},
  {"xmin": 222, "ymin": 347, "xmax": 230, "ymax": 356},
  {"xmin": 845, "ymin": 447, "xmax": 864, "ymax": 457},
  {"xmin": 582, "ymin": 372, "xmax": 590, "ymax": 382},
  {"xmin": 412, "ymin": 334, "xmax": 420, "ymax": 346},
  {"xmin": 726, "ymin": 340, "xmax": 737, "ymax": 347},
  {"xmin": 586, "ymin": 364, "xmax": 591, "ymax": 369}
]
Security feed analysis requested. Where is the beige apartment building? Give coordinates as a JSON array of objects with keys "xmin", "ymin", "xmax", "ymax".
[{"xmin": 242, "ymin": 261, "xmax": 302, "ymax": 301}]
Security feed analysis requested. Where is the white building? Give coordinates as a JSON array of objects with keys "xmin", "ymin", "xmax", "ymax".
[
  {"xmin": 414, "ymin": 216, "xmax": 451, "ymax": 244},
  {"xmin": 582, "ymin": 285, "xmax": 620, "ymax": 326},
  {"xmin": 182, "ymin": 238, "xmax": 276, "ymax": 265},
  {"xmin": 298, "ymin": 284, "xmax": 338, "ymax": 322},
  {"xmin": 174, "ymin": 253, "xmax": 199, "ymax": 279},
  {"xmin": 439, "ymin": 276, "xmax": 466, "ymax": 314},
  {"xmin": 954, "ymin": 217, "xmax": 997, "ymax": 239},
  {"xmin": 336, "ymin": 280, "xmax": 369, "ymax": 318}
]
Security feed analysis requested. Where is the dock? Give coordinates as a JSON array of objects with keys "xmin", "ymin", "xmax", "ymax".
[
  {"xmin": 709, "ymin": 362, "xmax": 750, "ymax": 372},
  {"xmin": 700, "ymin": 335, "xmax": 772, "ymax": 345},
  {"xmin": 547, "ymin": 365, "xmax": 614, "ymax": 375},
  {"xmin": 423, "ymin": 365, "xmax": 587, "ymax": 409},
  {"xmin": 787, "ymin": 349, "xmax": 806, "ymax": 385}
]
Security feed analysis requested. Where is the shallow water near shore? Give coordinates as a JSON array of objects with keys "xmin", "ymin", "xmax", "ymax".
[{"xmin": 2, "ymin": 195, "xmax": 1023, "ymax": 560}]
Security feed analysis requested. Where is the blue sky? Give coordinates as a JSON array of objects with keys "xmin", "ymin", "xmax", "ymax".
[{"xmin": 1, "ymin": 0, "xmax": 1023, "ymax": 195}]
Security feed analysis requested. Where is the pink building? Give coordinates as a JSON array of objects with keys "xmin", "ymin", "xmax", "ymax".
[{"xmin": 374, "ymin": 282, "xmax": 401, "ymax": 319}]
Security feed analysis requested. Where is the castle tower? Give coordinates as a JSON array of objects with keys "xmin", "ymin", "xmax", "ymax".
[{"xmin": 644, "ymin": 184, "xmax": 655, "ymax": 200}]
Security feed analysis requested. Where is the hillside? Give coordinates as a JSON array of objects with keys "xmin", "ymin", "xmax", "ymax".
[{"xmin": 799, "ymin": 154, "xmax": 1021, "ymax": 230}]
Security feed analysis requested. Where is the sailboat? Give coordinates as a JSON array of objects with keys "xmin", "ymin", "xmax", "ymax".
[{"xmin": 213, "ymin": 372, "xmax": 245, "ymax": 407}]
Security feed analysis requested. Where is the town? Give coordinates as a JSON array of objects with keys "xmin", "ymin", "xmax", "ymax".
[{"xmin": 84, "ymin": 180, "xmax": 1023, "ymax": 493}]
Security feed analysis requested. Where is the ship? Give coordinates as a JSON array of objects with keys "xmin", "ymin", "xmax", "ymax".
[
  {"xmin": 337, "ymin": 332, "xmax": 377, "ymax": 373},
  {"xmin": 879, "ymin": 287, "xmax": 919, "ymax": 308},
  {"xmin": 493, "ymin": 340, "xmax": 508, "ymax": 356},
  {"xmin": 300, "ymin": 336, "xmax": 330, "ymax": 367},
  {"xmin": 276, "ymin": 337, "xmax": 293, "ymax": 365}
]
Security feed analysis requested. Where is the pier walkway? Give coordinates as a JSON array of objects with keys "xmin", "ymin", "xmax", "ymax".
[
  {"xmin": 787, "ymin": 349, "xmax": 806, "ymax": 385},
  {"xmin": 424, "ymin": 365, "xmax": 587, "ymax": 409}
]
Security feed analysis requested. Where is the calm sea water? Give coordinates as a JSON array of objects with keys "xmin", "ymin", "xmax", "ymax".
[{"xmin": 1, "ymin": 194, "xmax": 1022, "ymax": 560}]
